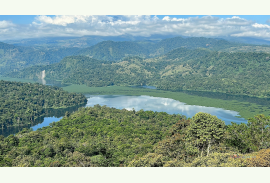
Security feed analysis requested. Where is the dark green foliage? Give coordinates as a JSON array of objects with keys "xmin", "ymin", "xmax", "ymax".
[
  {"xmin": 225, "ymin": 114, "xmax": 270, "ymax": 153},
  {"xmin": 158, "ymin": 51, "xmax": 270, "ymax": 98},
  {"xmin": 0, "ymin": 80, "xmax": 87, "ymax": 128},
  {"xmin": 0, "ymin": 105, "xmax": 186, "ymax": 167},
  {"xmin": 187, "ymin": 112, "xmax": 226, "ymax": 157},
  {"xmin": 0, "ymin": 104, "xmax": 269, "ymax": 167}
]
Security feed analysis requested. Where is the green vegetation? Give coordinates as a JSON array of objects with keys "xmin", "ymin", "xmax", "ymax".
[
  {"xmin": 75, "ymin": 41, "xmax": 149, "ymax": 61},
  {"xmin": 0, "ymin": 76, "xmax": 37, "ymax": 83},
  {"xmin": 0, "ymin": 80, "xmax": 87, "ymax": 128},
  {"xmin": 10, "ymin": 46, "xmax": 270, "ymax": 99},
  {"xmin": 187, "ymin": 113, "xmax": 225, "ymax": 157},
  {"xmin": 0, "ymin": 105, "xmax": 269, "ymax": 167},
  {"xmin": 0, "ymin": 41, "xmax": 81, "ymax": 74}
]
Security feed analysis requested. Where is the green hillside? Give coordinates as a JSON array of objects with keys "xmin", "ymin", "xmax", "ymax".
[
  {"xmin": 2, "ymin": 36, "xmax": 270, "ymax": 75},
  {"xmin": 7, "ymin": 37, "xmax": 270, "ymax": 98},
  {"xmin": 74, "ymin": 37, "xmax": 248, "ymax": 61},
  {"xmin": 0, "ymin": 105, "xmax": 269, "ymax": 167},
  {"xmin": 0, "ymin": 80, "xmax": 87, "ymax": 128},
  {"xmin": 75, "ymin": 41, "xmax": 149, "ymax": 61},
  {"xmin": 0, "ymin": 42, "xmax": 81, "ymax": 74}
]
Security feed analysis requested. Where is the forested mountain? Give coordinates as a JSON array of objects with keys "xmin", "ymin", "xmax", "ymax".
[
  {"xmin": 2, "ymin": 36, "xmax": 270, "ymax": 75},
  {"xmin": 75, "ymin": 41, "xmax": 149, "ymax": 61},
  {"xmin": 74, "ymin": 37, "xmax": 245, "ymax": 61},
  {"xmin": 9, "ymin": 46, "xmax": 270, "ymax": 98},
  {"xmin": 0, "ymin": 105, "xmax": 269, "ymax": 167},
  {"xmin": 147, "ymin": 37, "xmax": 238, "ymax": 56},
  {"xmin": 0, "ymin": 80, "xmax": 87, "ymax": 128},
  {"xmin": 3, "ymin": 34, "xmax": 177, "ymax": 48},
  {"xmin": 223, "ymin": 36, "xmax": 270, "ymax": 46},
  {"xmin": 74, "ymin": 36, "xmax": 270, "ymax": 62},
  {"xmin": 0, "ymin": 42, "xmax": 81, "ymax": 74}
]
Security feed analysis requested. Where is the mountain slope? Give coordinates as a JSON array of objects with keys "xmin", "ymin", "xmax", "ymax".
[
  {"xmin": 74, "ymin": 36, "xmax": 246, "ymax": 60},
  {"xmin": 7, "ymin": 40, "xmax": 270, "ymax": 98},
  {"xmin": 0, "ymin": 41, "xmax": 81, "ymax": 74},
  {"xmin": 75, "ymin": 41, "xmax": 149, "ymax": 61}
]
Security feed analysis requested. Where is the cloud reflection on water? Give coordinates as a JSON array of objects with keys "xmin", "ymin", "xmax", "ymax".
[{"xmin": 85, "ymin": 95, "xmax": 247, "ymax": 125}]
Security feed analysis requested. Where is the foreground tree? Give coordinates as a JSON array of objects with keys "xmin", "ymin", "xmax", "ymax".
[
  {"xmin": 188, "ymin": 112, "xmax": 226, "ymax": 157},
  {"xmin": 247, "ymin": 114, "xmax": 270, "ymax": 150}
]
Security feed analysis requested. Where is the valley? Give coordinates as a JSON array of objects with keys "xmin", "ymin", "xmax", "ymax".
[{"xmin": 1, "ymin": 34, "xmax": 270, "ymax": 167}]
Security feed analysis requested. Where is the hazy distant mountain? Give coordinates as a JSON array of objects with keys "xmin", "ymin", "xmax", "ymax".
[
  {"xmin": 3, "ymin": 35, "xmax": 270, "ymax": 75},
  {"xmin": 74, "ymin": 36, "xmax": 243, "ymax": 60},
  {"xmin": 0, "ymin": 41, "xmax": 81, "ymax": 74},
  {"xmin": 3, "ymin": 34, "xmax": 178, "ymax": 49},
  {"xmin": 221, "ymin": 36, "xmax": 270, "ymax": 46},
  {"xmin": 74, "ymin": 41, "xmax": 149, "ymax": 61}
]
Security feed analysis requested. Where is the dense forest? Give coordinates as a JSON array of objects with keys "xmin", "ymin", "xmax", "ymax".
[
  {"xmin": 0, "ymin": 105, "xmax": 269, "ymax": 167},
  {"xmin": 9, "ymin": 47, "xmax": 270, "ymax": 98},
  {"xmin": 0, "ymin": 80, "xmax": 87, "ymax": 128}
]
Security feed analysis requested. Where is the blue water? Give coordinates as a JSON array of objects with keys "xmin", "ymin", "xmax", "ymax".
[
  {"xmin": 85, "ymin": 95, "xmax": 247, "ymax": 125},
  {"xmin": 31, "ymin": 94, "xmax": 247, "ymax": 131},
  {"xmin": 31, "ymin": 116, "xmax": 63, "ymax": 131}
]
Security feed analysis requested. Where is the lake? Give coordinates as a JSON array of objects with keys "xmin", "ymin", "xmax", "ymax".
[
  {"xmin": 0, "ymin": 104, "xmax": 85, "ymax": 137},
  {"xmin": 1, "ymin": 94, "xmax": 247, "ymax": 137},
  {"xmin": 11, "ymin": 94, "xmax": 247, "ymax": 135},
  {"xmin": 0, "ymin": 77, "xmax": 249, "ymax": 136},
  {"xmin": 84, "ymin": 95, "xmax": 247, "ymax": 125}
]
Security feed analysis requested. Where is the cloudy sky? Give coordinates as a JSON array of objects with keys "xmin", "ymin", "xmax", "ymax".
[{"xmin": 1, "ymin": 15, "xmax": 270, "ymax": 41}]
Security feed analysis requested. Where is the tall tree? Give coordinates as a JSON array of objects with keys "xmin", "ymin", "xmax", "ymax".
[
  {"xmin": 247, "ymin": 114, "xmax": 270, "ymax": 149},
  {"xmin": 188, "ymin": 112, "xmax": 225, "ymax": 157}
]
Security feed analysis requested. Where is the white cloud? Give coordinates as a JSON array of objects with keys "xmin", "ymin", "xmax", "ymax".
[
  {"xmin": 35, "ymin": 15, "xmax": 91, "ymax": 26},
  {"xmin": 252, "ymin": 23, "xmax": 270, "ymax": 29},
  {"xmin": 0, "ymin": 20, "xmax": 15, "ymax": 29},
  {"xmin": 1, "ymin": 15, "xmax": 270, "ymax": 41}
]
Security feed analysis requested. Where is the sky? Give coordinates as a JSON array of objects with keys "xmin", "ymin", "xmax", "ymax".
[{"xmin": 1, "ymin": 15, "xmax": 270, "ymax": 41}]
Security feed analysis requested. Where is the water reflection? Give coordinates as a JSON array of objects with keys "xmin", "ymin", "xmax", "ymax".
[
  {"xmin": 0, "ymin": 94, "xmax": 249, "ymax": 137},
  {"xmin": 85, "ymin": 95, "xmax": 247, "ymax": 125},
  {"xmin": 0, "ymin": 103, "xmax": 85, "ymax": 137}
]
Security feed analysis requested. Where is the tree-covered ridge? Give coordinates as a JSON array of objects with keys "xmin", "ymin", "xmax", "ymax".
[
  {"xmin": 10, "ymin": 47, "xmax": 270, "ymax": 98},
  {"xmin": 0, "ymin": 41, "xmax": 81, "ymax": 74},
  {"xmin": 75, "ymin": 41, "xmax": 149, "ymax": 61},
  {"xmin": 2, "ymin": 36, "xmax": 270, "ymax": 75},
  {"xmin": 74, "ymin": 36, "xmax": 256, "ymax": 61},
  {"xmin": 0, "ymin": 80, "xmax": 87, "ymax": 128},
  {"xmin": 0, "ymin": 105, "xmax": 269, "ymax": 167},
  {"xmin": 158, "ymin": 51, "xmax": 270, "ymax": 97}
]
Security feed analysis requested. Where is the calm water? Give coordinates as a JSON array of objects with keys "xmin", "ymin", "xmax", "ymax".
[
  {"xmin": 85, "ymin": 95, "xmax": 247, "ymax": 125},
  {"xmin": 31, "ymin": 116, "xmax": 63, "ymax": 131},
  {"xmin": 0, "ymin": 79, "xmax": 249, "ymax": 136},
  {"xmin": 8, "ymin": 94, "xmax": 247, "ymax": 136}
]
